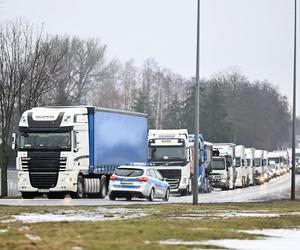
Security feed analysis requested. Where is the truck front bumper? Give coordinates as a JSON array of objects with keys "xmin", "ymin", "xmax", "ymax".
[
  {"xmin": 18, "ymin": 171, "xmax": 79, "ymax": 193},
  {"xmin": 211, "ymin": 179, "xmax": 229, "ymax": 188}
]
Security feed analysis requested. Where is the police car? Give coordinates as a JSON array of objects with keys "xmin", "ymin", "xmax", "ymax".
[{"xmin": 108, "ymin": 165, "xmax": 170, "ymax": 201}]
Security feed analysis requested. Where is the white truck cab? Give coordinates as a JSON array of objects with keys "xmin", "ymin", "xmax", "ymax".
[
  {"xmin": 148, "ymin": 129, "xmax": 192, "ymax": 195},
  {"xmin": 254, "ymin": 150, "xmax": 264, "ymax": 184},
  {"xmin": 235, "ymin": 145, "xmax": 248, "ymax": 188},
  {"xmin": 211, "ymin": 143, "xmax": 236, "ymax": 190},
  {"xmin": 245, "ymin": 148, "xmax": 255, "ymax": 186}
]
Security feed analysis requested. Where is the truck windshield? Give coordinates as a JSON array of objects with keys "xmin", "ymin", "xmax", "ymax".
[
  {"xmin": 236, "ymin": 157, "xmax": 241, "ymax": 168},
  {"xmin": 19, "ymin": 132, "xmax": 71, "ymax": 151},
  {"xmin": 268, "ymin": 157, "xmax": 280, "ymax": 164},
  {"xmin": 254, "ymin": 158, "xmax": 261, "ymax": 167},
  {"xmin": 212, "ymin": 159, "xmax": 225, "ymax": 170},
  {"xmin": 149, "ymin": 146, "xmax": 186, "ymax": 162}
]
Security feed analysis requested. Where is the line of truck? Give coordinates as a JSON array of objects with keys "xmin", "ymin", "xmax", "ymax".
[{"xmin": 12, "ymin": 106, "xmax": 292, "ymax": 199}]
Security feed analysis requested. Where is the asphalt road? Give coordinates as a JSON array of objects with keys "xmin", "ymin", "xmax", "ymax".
[{"xmin": 0, "ymin": 172, "xmax": 297, "ymax": 206}]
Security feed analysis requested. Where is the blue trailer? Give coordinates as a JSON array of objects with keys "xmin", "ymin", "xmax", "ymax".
[
  {"xmin": 16, "ymin": 106, "xmax": 148, "ymax": 199},
  {"xmin": 189, "ymin": 134, "xmax": 213, "ymax": 193}
]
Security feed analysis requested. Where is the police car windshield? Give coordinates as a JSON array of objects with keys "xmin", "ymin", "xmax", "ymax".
[{"xmin": 115, "ymin": 168, "xmax": 144, "ymax": 177}]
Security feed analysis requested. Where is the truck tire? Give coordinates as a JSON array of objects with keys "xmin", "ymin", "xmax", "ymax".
[
  {"xmin": 70, "ymin": 175, "xmax": 85, "ymax": 199},
  {"xmin": 179, "ymin": 188, "xmax": 188, "ymax": 196},
  {"xmin": 148, "ymin": 188, "xmax": 155, "ymax": 201},
  {"xmin": 99, "ymin": 176, "xmax": 107, "ymax": 198},
  {"xmin": 21, "ymin": 192, "xmax": 36, "ymax": 199}
]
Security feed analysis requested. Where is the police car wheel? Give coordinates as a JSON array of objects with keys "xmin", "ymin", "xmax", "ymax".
[
  {"xmin": 163, "ymin": 188, "xmax": 170, "ymax": 201},
  {"xmin": 148, "ymin": 188, "xmax": 155, "ymax": 201}
]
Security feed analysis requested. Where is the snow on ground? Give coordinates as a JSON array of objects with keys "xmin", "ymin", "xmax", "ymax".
[
  {"xmin": 12, "ymin": 207, "xmax": 150, "ymax": 223},
  {"xmin": 206, "ymin": 229, "xmax": 300, "ymax": 250},
  {"xmin": 160, "ymin": 228, "xmax": 300, "ymax": 250},
  {"xmin": 168, "ymin": 210, "xmax": 300, "ymax": 220}
]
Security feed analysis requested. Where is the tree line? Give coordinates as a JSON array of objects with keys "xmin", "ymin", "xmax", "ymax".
[{"xmin": 0, "ymin": 20, "xmax": 297, "ymax": 196}]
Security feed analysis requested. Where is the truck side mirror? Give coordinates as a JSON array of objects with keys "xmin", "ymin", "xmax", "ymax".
[{"xmin": 12, "ymin": 133, "xmax": 17, "ymax": 151}]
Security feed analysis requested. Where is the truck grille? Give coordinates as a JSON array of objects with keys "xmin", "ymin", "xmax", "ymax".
[
  {"xmin": 23, "ymin": 152, "xmax": 63, "ymax": 189},
  {"xmin": 157, "ymin": 169, "xmax": 181, "ymax": 189}
]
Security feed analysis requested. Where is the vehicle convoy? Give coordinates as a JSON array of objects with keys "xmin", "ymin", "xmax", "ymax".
[
  {"xmin": 108, "ymin": 165, "xmax": 170, "ymax": 201},
  {"xmin": 235, "ymin": 145, "xmax": 248, "ymax": 187},
  {"xmin": 188, "ymin": 134, "xmax": 213, "ymax": 193},
  {"xmin": 254, "ymin": 150, "xmax": 264, "ymax": 184},
  {"xmin": 14, "ymin": 106, "xmax": 148, "ymax": 199},
  {"xmin": 148, "ymin": 129, "xmax": 192, "ymax": 195},
  {"xmin": 211, "ymin": 143, "xmax": 236, "ymax": 190},
  {"xmin": 245, "ymin": 148, "xmax": 255, "ymax": 186}
]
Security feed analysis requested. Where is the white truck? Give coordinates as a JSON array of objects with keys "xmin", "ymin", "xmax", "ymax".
[
  {"xmin": 235, "ymin": 145, "xmax": 248, "ymax": 188},
  {"xmin": 245, "ymin": 148, "xmax": 255, "ymax": 186},
  {"xmin": 13, "ymin": 106, "xmax": 148, "ymax": 199},
  {"xmin": 254, "ymin": 150, "xmax": 264, "ymax": 184},
  {"xmin": 211, "ymin": 143, "xmax": 236, "ymax": 190},
  {"xmin": 267, "ymin": 151, "xmax": 283, "ymax": 177},
  {"xmin": 148, "ymin": 129, "xmax": 192, "ymax": 195},
  {"xmin": 262, "ymin": 150, "xmax": 269, "ymax": 182}
]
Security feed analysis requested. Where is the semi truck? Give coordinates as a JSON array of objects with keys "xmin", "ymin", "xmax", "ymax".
[
  {"xmin": 148, "ymin": 129, "xmax": 192, "ymax": 195},
  {"xmin": 254, "ymin": 150, "xmax": 264, "ymax": 184},
  {"xmin": 245, "ymin": 148, "xmax": 255, "ymax": 186},
  {"xmin": 267, "ymin": 151, "xmax": 282, "ymax": 177},
  {"xmin": 13, "ymin": 106, "xmax": 148, "ymax": 199},
  {"xmin": 211, "ymin": 143, "xmax": 236, "ymax": 190},
  {"xmin": 235, "ymin": 145, "xmax": 248, "ymax": 188},
  {"xmin": 262, "ymin": 150, "xmax": 270, "ymax": 182}
]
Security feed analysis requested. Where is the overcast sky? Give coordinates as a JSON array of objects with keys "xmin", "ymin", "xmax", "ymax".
[{"xmin": 0, "ymin": 0, "xmax": 299, "ymax": 114}]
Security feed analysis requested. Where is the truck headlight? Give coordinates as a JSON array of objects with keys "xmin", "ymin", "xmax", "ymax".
[{"xmin": 220, "ymin": 179, "xmax": 227, "ymax": 183}]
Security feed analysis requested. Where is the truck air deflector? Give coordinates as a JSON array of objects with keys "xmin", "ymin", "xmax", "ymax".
[{"xmin": 88, "ymin": 112, "xmax": 95, "ymax": 171}]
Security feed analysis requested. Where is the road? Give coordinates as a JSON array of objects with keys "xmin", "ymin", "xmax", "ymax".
[{"xmin": 0, "ymin": 172, "xmax": 297, "ymax": 206}]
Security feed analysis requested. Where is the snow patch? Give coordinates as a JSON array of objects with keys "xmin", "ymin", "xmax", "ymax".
[
  {"xmin": 206, "ymin": 228, "xmax": 300, "ymax": 250},
  {"xmin": 169, "ymin": 211, "xmax": 300, "ymax": 220},
  {"xmin": 13, "ymin": 207, "xmax": 150, "ymax": 223},
  {"xmin": 159, "ymin": 229, "xmax": 300, "ymax": 250},
  {"xmin": 25, "ymin": 234, "xmax": 41, "ymax": 241}
]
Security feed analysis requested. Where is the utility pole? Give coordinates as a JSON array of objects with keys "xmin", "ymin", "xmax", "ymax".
[
  {"xmin": 193, "ymin": 0, "xmax": 200, "ymax": 205},
  {"xmin": 291, "ymin": 0, "xmax": 297, "ymax": 200}
]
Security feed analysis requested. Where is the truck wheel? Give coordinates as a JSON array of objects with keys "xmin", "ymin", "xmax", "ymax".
[
  {"xmin": 163, "ymin": 188, "xmax": 170, "ymax": 201},
  {"xmin": 179, "ymin": 188, "xmax": 188, "ymax": 196},
  {"xmin": 21, "ymin": 192, "xmax": 36, "ymax": 199},
  {"xmin": 70, "ymin": 175, "xmax": 85, "ymax": 199},
  {"xmin": 148, "ymin": 188, "xmax": 155, "ymax": 201},
  {"xmin": 99, "ymin": 176, "xmax": 107, "ymax": 198}
]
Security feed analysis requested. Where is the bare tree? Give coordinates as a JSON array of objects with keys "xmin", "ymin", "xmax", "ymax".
[
  {"xmin": 0, "ymin": 20, "xmax": 65, "ymax": 196},
  {"xmin": 45, "ymin": 37, "xmax": 110, "ymax": 105}
]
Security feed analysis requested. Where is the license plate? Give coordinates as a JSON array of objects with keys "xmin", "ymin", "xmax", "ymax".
[
  {"xmin": 121, "ymin": 181, "xmax": 133, "ymax": 185},
  {"xmin": 38, "ymin": 189, "xmax": 49, "ymax": 193}
]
